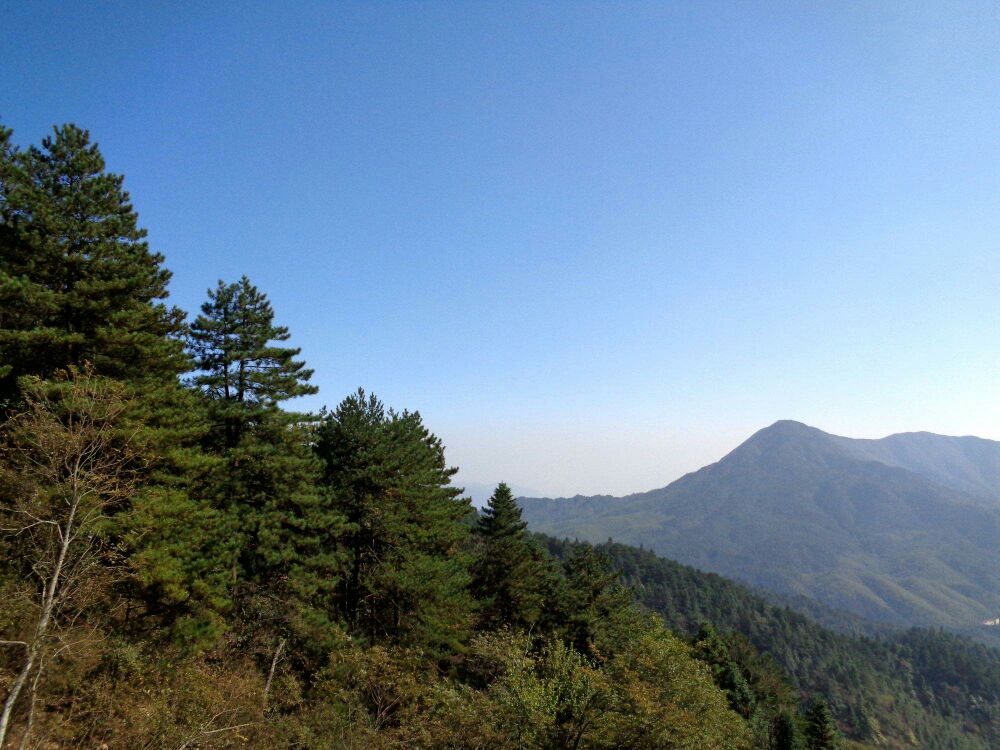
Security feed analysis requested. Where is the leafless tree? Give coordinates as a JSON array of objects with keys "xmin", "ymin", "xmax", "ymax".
[{"xmin": 0, "ymin": 369, "xmax": 140, "ymax": 748}]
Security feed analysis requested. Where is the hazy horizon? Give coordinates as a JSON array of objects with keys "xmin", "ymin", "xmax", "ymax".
[
  {"xmin": 4, "ymin": 2, "xmax": 999, "ymax": 499},
  {"xmin": 457, "ymin": 418, "xmax": 1000, "ymax": 500}
]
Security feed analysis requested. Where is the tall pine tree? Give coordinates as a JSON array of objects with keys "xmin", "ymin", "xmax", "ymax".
[
  {"xmin": 0, "ymin": 124, "xmax": 186, "ymax": 403},
  {"xmin": 0, "ymin": 123, "xmax": 229, "ymax": 648},
  {"xmin": 315, "ymin": 389, "xmax": 474, "ymax": 656},
  {"xmin": 471, "ymin": 482, "xmax": 549, "ymax": 630},
  {"xmin": 188, "ymin": 276, "xmax": 316, "ymax": 448},
  {"xmin": 803, "ymin": 699, "xmax": 840, "ymax": 750},
  {"xmin": 188, "ymin": 278, "xmax": 333, "ymax": 563},
  {"xmin": 187, "ymin": 277, "xmax": 343, "ymax": 659}
]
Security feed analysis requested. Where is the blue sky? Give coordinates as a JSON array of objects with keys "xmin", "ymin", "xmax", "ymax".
[{"xmin": 3, "ymin": 1, "xmax": 999, "ymax": 497}]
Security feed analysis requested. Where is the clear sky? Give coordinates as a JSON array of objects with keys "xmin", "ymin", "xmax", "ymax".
[{"xmin": 3, "ymin": 1, "xmax": 999, "ymax": 498}]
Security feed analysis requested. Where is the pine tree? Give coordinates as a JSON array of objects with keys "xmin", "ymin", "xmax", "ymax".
[
  {"xmin": 555, "ymin": 545, "xmax": 633, "ymax": 657},
  {"xmin": 772, "ymin": 711, "xmax": 804, "ymax": 750},
  {"xmin": 692, "ymin": 623, "xmax": 757, "ymax": 719},
  {"xmin": 0, "ymin": 123, "xmax": 229, "ymax": 648},
  {"xmin": 803, "ymin": 699, "xmax": 840, "ymax": 750},
  {"xmin": 187, "ymin": 278, "xmax": 342, "ymax": 636},
  {"xmin": 471, "ymin": 482, "xmax": 548, "ymax": 629},
  {"xmin": 0, "ymin": 124, "xmax": 187, "ymax": 404},
  {"xmin": 188, "ymin": 276, "xmax": 316, "ymax": 448},
  {"xmin": 315, "ymin": 389, "xmax": 474, "ymax": 655}
]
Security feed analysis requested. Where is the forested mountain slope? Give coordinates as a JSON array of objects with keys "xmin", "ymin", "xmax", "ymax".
[
  {"xmin": 521, "ymin": 420, "xmax": 1000, "ymax": 631},
  {"xmin": 830, "ymin": 431, "xmax": 1000, "ymax": 505},
  {"xmin": 542, "ymin": 538, "xmax": 1000, "ymax": 750}
]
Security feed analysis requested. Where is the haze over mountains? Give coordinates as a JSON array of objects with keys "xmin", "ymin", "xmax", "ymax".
[{"xmin": 519, "ymin": 420, "xmax": 1000, "ymax": 633}]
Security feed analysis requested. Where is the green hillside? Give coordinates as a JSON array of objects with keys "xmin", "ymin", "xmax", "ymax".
[
  {"xmin": 542, "ymin": 537, "xmax": 1000, "ymax": 749},
  {"xmin": 521, "ymin": 420, "xmax": 1000, "ymax": 631}
]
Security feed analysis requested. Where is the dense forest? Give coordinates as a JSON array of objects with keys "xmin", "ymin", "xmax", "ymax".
[
  {"xmin": 542, "ymin": 540, "xmax": 1000, "ymax": 749},
  {"xmin": 0, "ymin": 123, "xmax": 995, "ymax": 749}
]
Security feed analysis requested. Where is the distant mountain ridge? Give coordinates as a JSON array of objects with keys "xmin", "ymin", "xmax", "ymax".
[
  {"xmin": 830, "ymin": 429, "xmax": 1000, "ymax": 504},
  {"xmin": 519, "ymin": 420, "xmax": 1000, "ymax": 632}
]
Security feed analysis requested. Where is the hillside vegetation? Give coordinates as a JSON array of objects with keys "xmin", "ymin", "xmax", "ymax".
[
  {"xmin": 543, "ymin": 539, "xmax": 1000, "ymax": 749},
  {"xmin": 521, "ymin": 420, "xmax": 1000, "ymax": 631}
]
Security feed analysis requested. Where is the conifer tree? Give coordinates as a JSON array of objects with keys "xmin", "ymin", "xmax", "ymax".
[
  {"xmin": 471, "ymin": 482, "xmax": 548, "ymax": 629},
  {"xmin": 556, "ymin": 546, "xmax": 633, "ymax": 656},
  {"xmin": 0, "ymin": 123, "xmax": 228, "ymax": 647},
  {"xmin": 188, "ymin": 276, "xmax": 316, "ymax": 447},
  {"xmin": 0, "ymin": 124, "xmax": 187, "ymax": 404},
  {"xmin": 187, "ymin": 277, "xmax": 341, "ymax": 632},
  {"xmin": 772, "ymin": 711, "xmax": 804, "ymax": 750},
  {"xmin": 692, "ymin": 623, "xmax": 757, "ymax": 719},
  {"xmin": 315, "ymin": 389, "xmax": 474, "ymax": 655},
  {"xmin": 803, "ymin": 699, "xmax": 840, "ymax": 750}
]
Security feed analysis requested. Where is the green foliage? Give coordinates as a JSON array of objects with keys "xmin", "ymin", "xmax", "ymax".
[
  {"xmin": 188, "ymin": 276, "xmax": 316, "ymax": 445},
  {"xmin": 803, "ymin": 699, "xmax": 841, "ymax": 749},
  {"xmin": 478, "ymin": 622, "xmax": 751, "ymax": 750},
  {"xmin": 547, "ymin": 538, "xmax": 1000, "ymax": 749},
  {"xmin": 303, "ymin": 638, "xmax": 499, "ymax": 749},
  {"xmin": 484, "ymin": 633, "xmax": 611, "ymax": 749},
  {"xmin": 471, "ymin": 483, "xmax": 550, "ymax": 630},
  {"xmin": 0, "ymin": 123, "xmax": 187, "ymax": 403},
  {"xmin": 600, "ymin": 621, "xmax": 752, "ymax": 750},
  {"xmin": 187, "ymin": 276, "xmax": 343, "ymax": 661},
  {"xmin": 692, "ymin": 623, "xmax": 758, "ymax": 719},
  {"xmin": 772, "ymin": 711, "xmax": 805, "ymax": 750},
  {"xmin": 315, "ymin": 389, "xmax": 474, "ymax": 656},
  {"xmin": 0, "ymin": 122, "xmax": 230, "ymax": 649},
  {"xmin": 555, "ymin": 545, "xmax": 635, "ymax": 657}
]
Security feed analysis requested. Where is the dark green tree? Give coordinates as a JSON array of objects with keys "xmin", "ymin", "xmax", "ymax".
[
  {"xmin": 803, "ymin": 699, "xmax": 840, "ymax": 750},
  {"xmin": 470, "ymin": 482, "xmax": 549, "ymax": 630},
  {"xmin": 0, "ymin": 123, "xmax": 228, "ymax": 648},
  {"xmin": 187, "ymin": 277, "xmax": 343, "ymax": 659},
  {"xmin": 315, "ymin": 389, "xmax": 474, "ymax": 655},
  {"xmin": 554, "ymin": 545, "xmax": 633, "ymax": 657},
  {"xmin": 692, "ymin": 623, "xmax": 757, "ymax": 719},
  {"xmin": 771, "ymin": 711, "xmax": 804, "ymax": 750},
  {"xmin": 188, "ymin": 276, "xmax": 316, "ymax": 448},
  {"xmin": 0, "ymin": 124, "xmax": 187, "ymax": 404}
]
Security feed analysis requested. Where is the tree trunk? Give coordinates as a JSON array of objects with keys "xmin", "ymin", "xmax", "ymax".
[
  {"xmin": 16, "ymin": 655, "xmax": 43, "ymax": 750},
  {"xmin": 0, "ymin": 492, "xmax": 77, "ymax": 747},
  {"xmin": 262, "ymin": 638, "xmax": 286, "ymax": 712}
]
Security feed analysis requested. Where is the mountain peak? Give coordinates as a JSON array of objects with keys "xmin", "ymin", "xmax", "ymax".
[
  {"xmin": 723, "ymin": 420, "xmax": 840, "ymax": 467},
  {"xmin": 767, "ymin": 419, "xmax": 812, "ymax": 429},
  {"xmin": 519, "ymin": 418, "xmax": 1000, "ymax": 633},
  {"xmin": 759, "ymin": 419, "xmax": 824, "ymax": 436}
]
